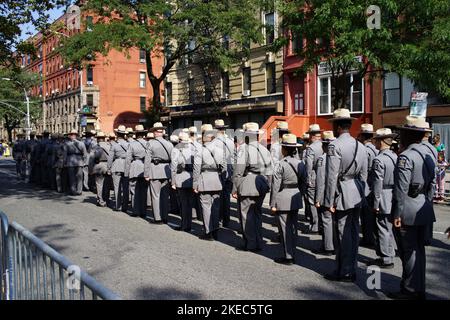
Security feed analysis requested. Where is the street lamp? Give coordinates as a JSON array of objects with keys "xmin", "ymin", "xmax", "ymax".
[{"xmin": 1, "ymin": 78, "xmax": 31, "ymax": 140}]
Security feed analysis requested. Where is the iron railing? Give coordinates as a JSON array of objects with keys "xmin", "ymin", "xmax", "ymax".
[{"xmin": 0, "ymin": 211, "xmax": 120, "ymax": 300}]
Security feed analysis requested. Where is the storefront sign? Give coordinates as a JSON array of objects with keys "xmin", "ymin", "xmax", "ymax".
[{"xmin": 409, "ymin": 92, "xmax": 428, "ymax": 117}]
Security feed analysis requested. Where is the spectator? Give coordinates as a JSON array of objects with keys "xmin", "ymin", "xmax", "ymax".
[
  {"xmin": 433, "ymin": 134, "xmax": 445, "ymax": 153},
  {"xmin": 435, "ymin": 152, "xmax": 449, "ymax": 202}
]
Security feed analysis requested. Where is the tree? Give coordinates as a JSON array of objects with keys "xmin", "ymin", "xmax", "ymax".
[
  {"xmin": 276, "ymin": 0, "xmax": 450, "ymax": 110},
  {"xmin": 0, "ymin": 0, "xmax": 67, "ymax": 66},
  {"xmin": 0, "ymin": 67, "xmax": 41, "ymax": 142},
  {"xmin": 58, "ymin": 0, "xmax": 265, "ymax": 121}
]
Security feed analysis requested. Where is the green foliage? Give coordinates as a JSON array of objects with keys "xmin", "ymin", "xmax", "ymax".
[
  {"xmin": 59, "ymin": 0, "xmax": 265, "ymax": 116},
  {"xmin": 276, "ymin": 0, "xmax": 450, "ymax": 106}
]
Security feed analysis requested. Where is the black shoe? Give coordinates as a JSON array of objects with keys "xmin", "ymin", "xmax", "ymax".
[
  {"xmin": 162, "ymin": 219, "xmax": 168, "ymax": 224},
  {"xmin": 359, "ymin": 240, "xmax": 375, "ymax": 249},
  {"xmin": 324, "ymin": 273, "xmax": 356, "ymax": 283},
  {"xmin": 149, "ymin": 220, "xmax": 163, "ymax": 224},
  {"xmin": 312, "ymin": 248, "xmax": 335, "ymax": 256},
  {"xmin": 222, "ymin": 220, "xmax": 230, "ymax": 228},
  {"xmin": 365, "ymin": 258, "xmax": 394, "ymax": 269},
  {"xmin": 212, "ymin": 230, "xmax": 218, "ymax": 240},
  {"xmin": 199, "ymin": 233, "xmax": 214, "ymax": 241},
  {"xmin": 248, "ymin": 247, "xmax": 262, "ymax": 253},
  {"xmin": 274, "ymin": 257, "xmax": 294, "ymax": 265},
  {"xmin": 235, "ymin": 245, "xmax": 248, "ymax": 251},
  {"xmin": 303, "ymin": 230, "xmax": 320, "ymax": 235},
  {"xmin": 386, "ymin": 290, "xmax": 425, "ymax": 300},
  {"xmin": 172, "ymin": 226, "xmax": 183, "ymax": 231}
]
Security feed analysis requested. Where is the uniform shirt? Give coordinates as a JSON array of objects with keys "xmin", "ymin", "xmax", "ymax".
[
  {"xmin": 324, "ymin": 132, "xmax": 368, "ymax": 211},
  {"xmin": 315, "ymin": 153, "xmax": 327, "ymax": 205},
  {"xmin": 192, "ymin": 141, "xmax": 225, "ymax": 192},
  {"xmin": 90, "ymin": 141, "xmax": 110, "ymax": 175},
  {"xmin": 12, "ymin": 140, "xmax": 25, "ymax": 160},
  {"xmin": 394, "ymin": 143, "xmax": 436, "ymax": 226},
  {"xmin": 270, "ymin": 155, "xmax": 307, "ymax": 211},
  {"xmin": 364, "ymin": 142, "xmax": 379, "ymax": 196},
  {"xmin": 304, "ymin": 140, "xmax": 323, "ymax": 189},
  {"xmin": 210, "ymin": 134, "xmax": 235, "ymax": 181},
  {"xmin": 125, "ymin": 138, "xmax": 148, "ymax": 178},
  {"xmin": 368, "ymin": 149, "xmax": 397, "ymax": 214},
  {"xmin": 144, "ymin": 136, "xmax": 173, "ymax": 180},
  {"xmin": 170, "ymin": 142, "xmax": 195, "ymax": 189},
  {"xmin": 83, "ymin": 137, "xmax": 97, "ymax": 166},
  {"xmin": 107, "ymin": 138, "xmax": 129, "ymax": 173},
  {"xmin": 232, "ymin": 140, "xmax": 273, "ymax": 197},
  {"xmin": 38, "ymin": 138, "xmax": 51, "ymax": 166},
  {"xmin": 63, "ymin": 139, "xmax": 87, "ymax": 167},
  {"xmin": 270, "ymin": 142, "xmax": 282, "ymax": 171},
  {"xmin": 52, "ymin": 142, "xmax": 65, "ymax": 169}
]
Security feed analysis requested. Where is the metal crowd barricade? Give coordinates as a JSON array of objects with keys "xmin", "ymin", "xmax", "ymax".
[{"xmin": 0, "ymin": 211, "xmax": 120, "ymax": 300}]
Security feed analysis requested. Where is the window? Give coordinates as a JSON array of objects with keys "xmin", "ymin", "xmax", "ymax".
[
  {"xmin": 264, "ymin": 12, "xmax": 275, "ymax": 45},
  {"xmin": 243, "ymin": 67, "xmax": 251, "ymax": 96},
  {"xmin": 140, "ymin": 96, "xmax": 146, "ymax": 112},
  {"xmin": 383, "ymin": 72, "xmax": 401, "ymax": 108},
  {"xmin": 204, "ymin": 76, "xmax": 212, "ymax": 102},
  {"xmin": 294, "ymin": 93, "xmax": 304, "ymax": 114},
  {"xmin": 188, "ymin": 79, "xmax": 195, "ymax": 103},
  {"xmin": 166, "ymin": 82, "xmax": 173, "ymax": 106},
  {"xmin": 139, "ymin": 72, "xmax": 146, "ymax": 88},
  {"xmin": 318, "ymin": 73, "xmax": 364, "ymax": 114},
  {"xmin": 291, "ymin": 32, "xmax": 302, "ymax": 55},
  {"xmin": 87, "ymin": 66, "xmax": 93, "ymax": 83},
  {"xmin": 266, "ymin": 62, "xmax": 276, "ymax": 94},
  {"xmin": 221, "ymin": 72, "xmax": 230, "ymax": 98},
  {"xmin": 139, "ymin": 49, "xmax": 146, "ymax": 63},
  {"xmin": 86, "ymin": 16, "xmax": 93, "ymax": 31},
  {"xmin": 86, "ymin": 94, "xmax": 94, "ymax": 109}
]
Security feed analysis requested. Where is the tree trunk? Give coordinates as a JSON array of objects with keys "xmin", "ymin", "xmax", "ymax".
[{"xmin": 150, "ymin": 79, "xmax": 162, "ymax": 116}]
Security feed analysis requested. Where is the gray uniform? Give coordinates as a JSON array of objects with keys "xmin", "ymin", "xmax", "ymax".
[
  {"xmin": 394, "ymin": 143, "xmax": 436, "ymax": 295},
  {"xmin": 368, "ymin": 149, "xmax": 397, "ymax": 264},
  {"xmin": 83, "ymin": 137, "xmax": 96, "ymax": 191},
  {"xmin": 46, "ymin": 140, "xmax": 57, "ymax": 190},
  {"xmin": 361, "ymin": 142, "xmax": 379, "ymax": 245},
  {"xmin": 270, "ymin": 156, "xmax": 306, "ymax": 259},
  {"xmin": 304, "ymin": 140, "xmax": 323, "ymax": 232},
  {"xmin": 193, "ymin": 141, "xmax": 225, "ymax": 235},
  {"xmin": 63, "ymin": 139, "xmax": 87, "ymax": 195},
  {"xmin": 107, "ymin": 138, "xmax": 129, "ymax": 212},
  {"xmin": 52, "ymin": 142, "xmax": 65, "ymax": 193},
  {"xmin": 144, "ymin": 137, "xmax": 173, "ymax": 222},
  {"xmin": 39, "ymin": 138, "xmax": 52, "ymax": 187},
  {"xmin": 30, "ymin": 139, "xmax": 42, "ymax": 183},
  {"xmin": 125, "ymin": 138, "xmax": 148, "ymax": 217},
  {"xmin": 315, "ymin": 154, "xmax": 334, "ymax": 252},
  {"xmin": 324, "ymin": 132, "xmax": 368, "ymax": 278},
  {"xmin": 91, "ymin": 141, "xmax": 110, "ymax": 206},
  {"xmin": 191, "ymin": 140, "xmax": 203, "ymax": 220},
  {"xmin": 13, "ymin": 140, "xmax": 25, "ymax": 179},
  {"xmin": 233, "ymin": 140, "xmax": 273, "ymax": 250},
  {"xmin": 211, "ymin": 134, "xmax": 235, "ymax": 225},
  {"xmin": 171, "ymin": 143, "xmax": 196, "ymax": 231}
]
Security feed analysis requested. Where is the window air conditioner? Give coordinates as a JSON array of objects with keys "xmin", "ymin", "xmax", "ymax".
[
  {"xmin": 266, "ymin": 52, "xmax": 275, "ymax": 63},
  {"xmin": 140, "ymin": 58, "xmax": 146, "ymax": 63},
  {"xmin": 86, "ymin": 81, "xmax": 93, "ymax": 86},
  {"xmin": 243, "ymin": 90, "xmax": 251, "ymax": 97}
]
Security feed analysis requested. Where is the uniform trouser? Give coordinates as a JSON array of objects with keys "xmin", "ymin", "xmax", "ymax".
[
  {"xmin": 178, "ymin": 188, "xmax": 194, "ymax": 231},
  {"xmin": 395, "ymin": 225, "xmax": 428, "ymax": 294},
  {"xmin": 361, "ymin": 200, "xmax": 376, "ymax": 244},
  {"xmin": 49, "ymin": 167, "xmax": 57, "ymax": 190},
  {"xmin": 277, "ymin": 211, "xmax": 298, "ymax": 259},
  {"xmin": 149, "ymin": 179, "xmax": 170, "ymax": 222},
  {"xmin": 220, "ymin": 180, "xmax": 232, "ymax": 223},
  {"xmin": 375, "ymin": 213, "xmax": 395, "ymax": 264},
  {"xmin": 147, "ymin": 185, "xmax": 152, "ymax": 207},
  {"xmin": 67, "ymin": 166, "xmax": 83, "ymax": 195},
  {"xmin": 193, "ymin": 193, "xmax": 202, "ymax": 221},
  {"xmin": 83, "ymin": 166, "xmax": 90, "ymax": 190},
  {"xmin": 128, "ymin": 178, "xmax": 136, "ymax": 209},
  {"xmin": 170, "ymin": 187, "xmax": 180, "ymax": 214},
  {"xmin": 112, "ymin": 173, "xmax": 129, "ymax": 212},
  {"xmin": 320, "ymin": 208, "xmax": 335, "ymax": 251},
  {"xmin": 95, "ymin": 173, "xmax": 109, "ymax": 206},
  {"xmin": 307, "ymin": 190, "xmax": 319, "ymax": 232},
  {"xmin": 55, "ymin": 168, "xmax": 63, "ymax": 193},
  {"xmin": 334, "ymin": 208, "xmax": 360, "ymax": 277},
  {"xmin": 15, "ymin": 160, "xmax": 21, "ymax": 176},
  {"xmin": 199, "ymin": 192, "xmax": 221, "ymax": 234},
  {"xmin": 130, "ymin": 177, "xmax": 148, "ymax": 217},
  {"xmin": 303, "ymin": 194, "xmax": 311, "ymax": 222},
  {"xmin": 41, "ymin": 163, "xmax": 49, "ymax": 187},
  {"xmin": 240, "ymin": 195, "xmax": 265, "ymax": 250}
]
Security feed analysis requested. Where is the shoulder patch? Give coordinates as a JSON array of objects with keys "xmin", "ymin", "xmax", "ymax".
[
  {"xmin": 397, "ymin": 156, "xmax": 407, "ymax": 169},
  {"xmin": 317, "ymin": 157, "xmax": 324, "ymax": 167},
  {"xmin": 327, "ymin": 144, "xmax": 336, "ymax": 156}
]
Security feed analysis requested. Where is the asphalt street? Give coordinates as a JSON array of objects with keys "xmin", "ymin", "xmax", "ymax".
[{"xmin": 0, "ymin": 158, "xmax": 449, "ymax": 300}]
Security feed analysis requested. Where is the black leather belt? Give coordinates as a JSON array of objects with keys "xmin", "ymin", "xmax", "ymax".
[
  {"xmin": 152, "ymin": 159, "xmax": 170, "ymax": 164},
  {"xmin": 133, "ymin": 158, "xmax": 145, "ymax": 161},
  {"xmin": 283, "ymin": 184, "xmax": 298, "ymax": 189},
  {"xmin": 201, "ymin": 168, "xmax": 220, "ymax": 173},
  {"xmin": 383, "ymin": 185, "xmax": 394, "ymax": 189}
]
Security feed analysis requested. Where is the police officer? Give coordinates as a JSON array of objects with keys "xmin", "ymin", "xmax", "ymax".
[
  {"xmin": 358, "ymin": 123, "xmax": 379, "ymax": 248},
  {"xmin": 313, "ymin": 130, "xmax": 336, "ymax": 256},
  {"xmin": 144, "ymin": 122, "xmax": 173, "ymax": 224},
  {"xmin": 189, "ymin": 126, "xmax": 202, "ymax": 221},
  {"xmin": 323, "ymin": 109, "xmax": 368, "ymax": 282},
  {"xmin": 232, "ymin": 122, "xmax": 273, "ymax": 252},
  {"xmin": 169, "ymin": 134, "xmax": 180, "ymax": 215},
  {"xmin": 47, "ymin": 133, "xmax": 58, "ymax": 190},
  {"xmin": 63, "ymin": 129, "xmax": 87, "ymax": 195},
  {"xmin": 366, "ymin": 128, "xmax": 398, "ymax": 268},
  {"xmin": 108, "ymin": 125, "xmax": 130, "ymax": 212},
  {"xmin": 270, "ymin": 133, "xmax": 306, "ymax": 264},
  {"xmin": 39, "ymin": 130, "xmax": 52, "ymax": 188},
  {"xmin": 125, "ymin": 125, "xmax": 149, "ymax": 217},
  {"xmin": 53, "ymin": 133, "xmax": 65, "ymax": 193},
  {"xmin": 171, "ymin": 131, "xmax": 196, "ymax": 232},
  {"xmin": 145, "ymin": 132, "xmax": 155, "ymax": 209},
  {"xmin": 304, "ymin": 124, "xmax": 323, "ymax": 234},
  {"xmin": 270, "ymin": 121, "xmax": 290, "ymax": 171},
  {"xmin": 90, "ymin": 131, "xmax": 110, "ymax": 207},
  {"xmin": 13, "ymin": 133, "xmax": 25, "ymax": 179},
  {"xmin": 388, "ymin": 116, "xmax": 436, "ymax": 300},
  {"xmin": 193, "ymin": 124, "xmax": 225, "ymax": 240},
  {"xmin": 82, "ymin": 130, "xmax": 97, "ymax": 192},
  {"xmin": 211, "ymin": 119, "xmax": 235, "ymax": 228},
  {"xmin": 25, "ymin": 132, "xmax": 38, "ymax": 183}
]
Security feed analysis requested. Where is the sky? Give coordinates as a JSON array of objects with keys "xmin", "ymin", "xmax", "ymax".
[{"xmin": 19, "ymin": 7, "xmax": 66, "ymax": 41}]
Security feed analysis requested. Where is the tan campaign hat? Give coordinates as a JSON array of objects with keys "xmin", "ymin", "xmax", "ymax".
[
  {"xmin": 214, "ymin": 119, "xmax": 228, "ymax": 129},
  {"xmin": 276, "ymin": 121, "xmax": 289, "ymax": 131},
  {"xmin": 149, "ymin": 122, "xmax": 166, "ymax": 132},
  {"xmin": 243, "ymin": 122, "xmax": 263, "ymax": 134},
  {"xmin": 179, "ymin": 131, "xmax": 190, "ymax": 143},
  {"xmin": 307, "ymin": 123, "xmax": 323, "ymax": 134},
  {"xmin": 302, "ymin": 133, "xmax": 310, "ymax": 140},
  {"xmin": 328, "ymin": 108, "xmax": 356, "ymax": 122},
  {"xmin": 146, "ymin": 132, "xmax": 155, "ymax": 139},
  {"xmin": 188, "ymin": 126, "xmax": 198, "ymax": 134},
  {"xmin": 373, "ymin": 128, "xmax": 397, "ymax": 139},
  {"xmin": 108, "ymin": 132, "xmax": 116, "ymax": 139},
  {"xmin": 114, "ymin": 125, "xmax": 127, "ymax": 134},
  {"xmin": 360, "ymin": 123, "xmax": 374, "ymax": 135},
  {"xmin": 96, "ymin": 131, "xmax": 106, "ymax": 138},
  {"xmin": 280, "ymin": 133, "xmax": 301, "ymax": 147},
  {"xmin": 125, "ymin": 127, "xmax": 134, "ymax": 134},
  {"xmin": 397, "ymin": 115, "xmax": 433, "ymax": 132},
  {"xmin": 170, "ymin": 135, "xmax": 179, "ymax": 144},
  {"xmin": 68, "ymin": 129, "xmax": 78, "ymax": 136},
  {"xmin": 201, "ymin": 124, "xmax": 214, "ymax": 132},
  {"xmin": 134, "ymin": 124, "xmax": 147, "ymax": 133},
  {"xmin": 322, "ymin": 130, "xmax": 336, "ymax": 142}
]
